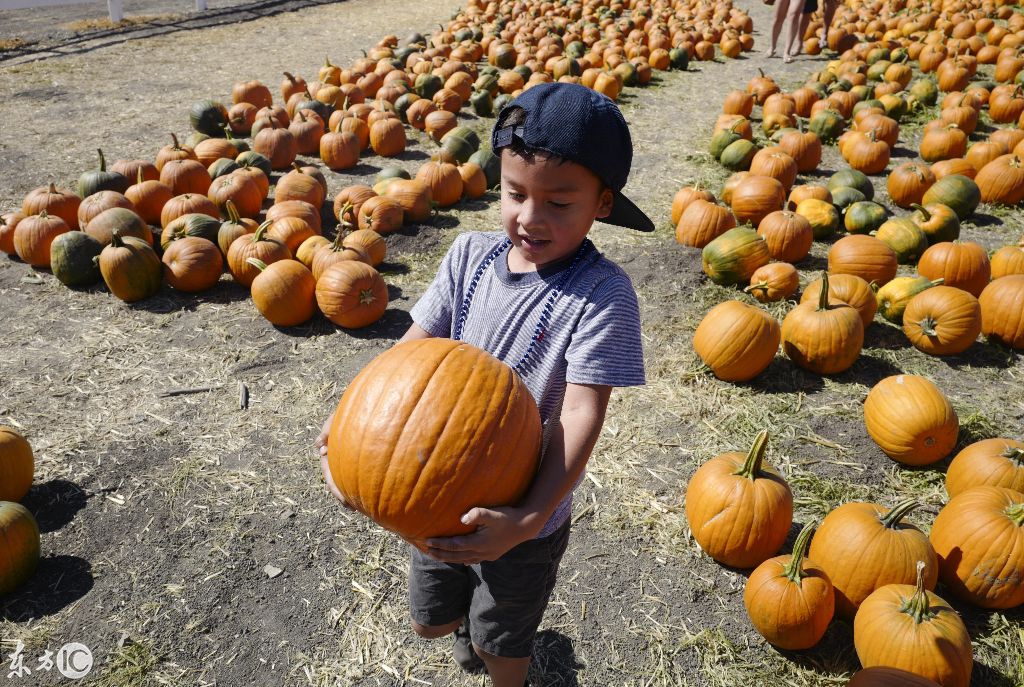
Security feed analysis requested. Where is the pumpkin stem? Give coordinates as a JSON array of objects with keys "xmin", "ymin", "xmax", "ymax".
[
  {"xmin": 253, "ymin": 219, "xmax": 273, "ymax": 242},
  {"xmin": 732, "ymin": 430, "xmax": 769, "ymax": 480},
  {"xmin": 324, "ymin": 55, "xmax": 333, "ymax": 68},
  {"xmin": 816, "ymin": 271, "xmax": 831, "ymax": 311},
  {"xmin": 97, "ymin": 148, "xmax": 107, "ymax": 172},
  {"xmin": 743, "ymin": 282, "xmax": 768, "ymax": 294},
  {"xmin": 284, "ymin": 71, "xmax": 297, "ymax": 84},
  {"xmin": 110, "ymin": 229, "xmax": 124, "ymax": 248},
  {"xmin": 170, "ymin": 132, "xmax": 181, "ymax": 150},
  {"xmin": 225, "ymin": 200, "xmax": 241, "ymax": 225},
  {"xmin": 899, "ymin": 561, "xmax": 935, "ymax": 624},
  {"xmin": 919, "ymin": 316, "xmax": 939, "ymax": 337},
  {"xmin": 246, "ymin": 257, "xmax": 269, "ymax": 272},
  {"xmin": 782, "ymin": 521, "xmax": 817, "ymax": 584},
  {"xmin": 136, "ymin": 168, "xmax": 144, "ymax": 185},
  {"xmin": 1003, "ymin": 446, "xmax": 1024, "ymax": 467},
  {"xmin": 48, "ymin": 181, "xmax": 58, "ymax": 194},
  {"xmin": 358, "ymin": 288, "xmax": 377, "ymax": 305},
  {"xmin": 1008, "ymin": 502, "xmax": 1024, "ymax": 527},
  {"xmin": 879, "ymin": 499, "xmax": 921, "ymax": 529},
  {"xmin": 292, "ymin": 161, "xmax": 304, "ymax": 174},
  {"xmin": 911, "ymin": 203, "xmax": 931, "ymax": 221}
]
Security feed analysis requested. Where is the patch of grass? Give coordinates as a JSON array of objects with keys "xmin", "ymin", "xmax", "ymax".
[
  {"xmin": 91, "ymin": 637, "xmax": 161, "ymax": 687},
  {"xmin": 790, "ymin": 467, "xmax": 873, "ymax": 519}
]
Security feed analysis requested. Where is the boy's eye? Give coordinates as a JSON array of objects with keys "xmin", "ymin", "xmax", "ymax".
[
  {"xmin": 549, "ymin": 201, "xmax": 570, "ymax": 209},
  {"xmin": 507, "ymin": 191, "xmax": 525, "ymax": 201}
]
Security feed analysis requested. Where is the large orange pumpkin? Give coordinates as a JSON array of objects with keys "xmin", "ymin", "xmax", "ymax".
[
  {"xmin": 863, "ymin": 375, "xmax": 959, "ymax": 466},
  {"xmin": 0, "ymin": 501, "xmax": 40, "ymax": 595},
  {"xmin": 692, "ymin": 300, "xmax": 780, "ymax": 382},
  {"xmin": 315, "ymin": 260, "xmax": 388, "ymax": 328},
  {"xmin": 782, "ymin": 272, "xmax": 864, "ymax": 375},
  {"xmin": 978, "ymin": 275, "xmax": 1024, "ymax": 349},
  {"xmin": 684, "ymin": 431, "xmax": 793, "ymax": 569},
  {"xmin": 326, "ymin": 338, "xmax": 542, "ymax": 546},
  {"xmin": 930, "ymin": 486, "xmax": 1024, "ymax": 609},
  {"xmin": 946, "ymin": 437, "xmax": 1024, "ymax": 497},
  {"xmin": 0, "ymin": 427, "xmax": 33, "ymax": 503},
  {"xmin": 854, "ymin": 562, "xmax": 972, "ymax": 687},
  {"xmin": 809, "ymin": 499, "xmax": 938, "ymax": 620}
]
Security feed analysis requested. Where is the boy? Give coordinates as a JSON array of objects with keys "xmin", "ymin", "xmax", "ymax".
[{"xmin": 316, "ymin": 82, "xmax": 653, "ymax": 687}]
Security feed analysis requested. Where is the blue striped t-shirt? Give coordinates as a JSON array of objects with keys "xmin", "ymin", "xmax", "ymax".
[{"xmin": 409, "ymin": 231, "xmax": 645, "ymax": 538}]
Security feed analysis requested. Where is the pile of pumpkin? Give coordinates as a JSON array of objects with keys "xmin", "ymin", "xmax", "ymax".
[
  {"xmin": 678, "ymin": 59, "xmax": 1024, "ymax": 382},
  {"xmin": 685, "ymin": 374, "xmax": 1024, "ymax": 686},
  {"xmin": 0, "ymin": 426, "xmax": 41, "ymax": 598}
]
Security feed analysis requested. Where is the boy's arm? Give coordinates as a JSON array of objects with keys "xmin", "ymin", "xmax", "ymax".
[{"xmin": 423, "ymin": 381, "xmax": 612, "ymax": 564}]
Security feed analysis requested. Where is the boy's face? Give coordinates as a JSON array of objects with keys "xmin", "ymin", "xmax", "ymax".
[{"xmin": 499, "ymin": 148, "xmax": 614, "ymax": 271}]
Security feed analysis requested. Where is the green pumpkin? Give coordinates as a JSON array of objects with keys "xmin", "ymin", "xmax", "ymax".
[
  {"xmin": 828, "ymin": 169, "xmax": 874, "ymax": 200},
  {"xmin": 830, "ymin": 186, "xmax": 867, "ymax": 212},
  {"xmin": 474, "ymin": 73, "xmax": 499, "ymax": 96},
  {"xmin": 77, "ymin": 149, "xmax": 129, "ymax": 199},
  {"xmin": 513, "ymin": 65, "xmax": 533, "ymax": 82},
  {"xmin": 442, "ymin": 126, "xmax": 481, "ymax": 152},
  {"xmin": 235, "ymin": 151, "xmax": 273, "ymax": 177},
  {"xmin": 208, "ymin": 157, "xmax": 240, "ymax": 180},
  {"xmin": 921, "ymin": 175, "xmax": 980, "ymax": 221},
  {"xmin": 297, "ymin": 97, "xmax": 333, "ymax": 122},
  {"xmin": 162, "ymin": 213, "xmax": 221, "ymax": 250},
  {"xmin": 493, "ymin": 94, "xmax": 514, "ymax": 113},
  {"xmin": 890, "ymin": 48, "xmax": 909, "ymax": 63},
  {"xmin": 808, "ymin": 110, "xmax": 846, "ymax": 143},
  {"xmin": 470, "ymin": 90, "xmax": 494, "ymax": 117},
  {"xmin": 50, "ymin": 231, "xmax": 102, "ymax": 287},
  {"xmin": 394, "ymin": 93, "xmax": 421, "ymax": 122},
  {"xmin": 866, "ymin": 47, "xmax": 890, "ymax": 65},
  {"xmin": 908, "ymin": 79, "xmax": 938, "ymax": 107},
  {"xmin": 829, "ymin": 77, "xmax": 854, "ymax": 93},
  {"xmin": 469, "ymin": 146, "xmax": 501, "ymax": 189},
  {"xmin": 668, "ymin": 47, "xmax": 690, "ymax": 70},
  {"xmin": 616, "ymin": 62, "xmax": 639, "ymax": 87},
  {"xmin": 414, "ymin": 73, "xmax": 443, "ymax": 99},
  {"xmin": 439, "ymin": 134, "xmax": 477, "ymax": 164},
  {"xmin": 805, "ymin": 81, "xmax": 829, "ymax": 98},
  {"xmin": 720, "ymin": 139, "xmax": 758, "ymax": 171},
  {"xmin": 189, "ymin": 100, "xmax": 229, "ymax": 137},
  {"xmin": 867, "ymin": 60, "xmax": 892, "ymax": 82},
  {"xmin": 849, "ymin": 85, "xmax": 873, "ymax": 102},
  {"xmin": 844, "ymin": 201, "xmax": 888, "ymax": 234},
  {"xmin": 375, "ymin": 166, "xmax": 411, "ymax": 185},
  {"xmin": 876, "ymin": 276, "xmax": 943, "ymax": 323},
  {"xmin": 0, "ymin": 501, "xmax": 40, "ymax": 596},
  {"xmin": 875, "ymin": 217, "xmax": 929, "ymax": 264},
  {"xmin": 566, "ymin": 40, "xmax": 587, "ymax": 58},
  {"xmin": 701, "ymin": 227, "xmax": 771, "ymax": 286},
  {"xmin": 911, "ymin": 203, "xmax": 960, "ymax": 244},
  {"xmin": 710, "ymin": 123, "xmax": 746, "ymax": 159}
]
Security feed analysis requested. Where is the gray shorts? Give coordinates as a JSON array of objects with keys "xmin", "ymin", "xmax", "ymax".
[{"xmin": 408, "ymin": 520, "xmax": 571, "ymax": 658}]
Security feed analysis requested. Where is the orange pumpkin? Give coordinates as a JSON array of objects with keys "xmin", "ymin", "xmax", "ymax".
[
  {"xmin": 326, "ymin": 338, "xmax": 541, "ymax": 546},
  {"xmin": 161, "ymin": 235, "xmax": 223, "ymax": 292},
  {"xmin": 854, "ymin": 562, "xmax": 972, "ymax": 687},
  {"xmin": 978, "ymin": 275, "xmax": 1024, "ymax": 349},
  {"xmin": 946, "ymin": 438, "xmax": 1024, "ymax": 497},
  {"xmin": 692, "ymin": 300, "xmax": 780, "ymax": 382},
  {"xmin": 781, "ymin": 272, "xmax": 864, "ymax": 375},
  {"xmin": 248, "ymin": 258, "xmax": 316, "ymax": 327},
  {"xmin": 316, "ymin": 260, "xmax": 388, "ymax": 328},
  {"xmin": 864, "ymin": 375, "xmax": 959, "ymax": 466},
  {"xmin": 0, "ymin": 426, "xmax": 34, "ymax": 503},
  {"xmin": 684, "ymin": 431, "xmax": 793, "ymax": 569},
  {"xmin": 743, "ymin": 522, "xmax": 834, "ymax": 650}
]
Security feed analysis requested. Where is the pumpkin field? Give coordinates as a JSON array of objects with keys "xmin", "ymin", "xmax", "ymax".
[{"xmin": 1, "ymin": 0, "xmax": 1023, "ymax": 683}]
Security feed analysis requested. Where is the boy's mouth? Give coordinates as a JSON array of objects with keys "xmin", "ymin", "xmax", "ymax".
[{"xmin": 519, "ymin": 236, "xmax": 549, "ymax": 249}]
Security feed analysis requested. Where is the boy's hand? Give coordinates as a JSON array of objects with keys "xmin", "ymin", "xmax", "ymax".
[
  {"xmin": 316, "ymin": 411, "xmax": 355, "ymax": 511},
  {"xmin": 423, "ymin": 507, "xmax": 539, "ymax": 564}
]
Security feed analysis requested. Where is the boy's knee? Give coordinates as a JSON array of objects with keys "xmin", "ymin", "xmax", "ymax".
[{"xmin": 412, "ymin": 618, "xmax": 463, "ymax": 639}]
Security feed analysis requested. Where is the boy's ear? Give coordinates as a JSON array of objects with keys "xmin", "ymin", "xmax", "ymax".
[{"xmin": 595, "ymin": 188, "xmax": 614, "ymax": 219}]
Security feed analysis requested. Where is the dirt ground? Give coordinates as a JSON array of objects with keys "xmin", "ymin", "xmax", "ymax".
[{"xmin": 1, "ymin": 0, "xmax": 1022, "ymax": 685}]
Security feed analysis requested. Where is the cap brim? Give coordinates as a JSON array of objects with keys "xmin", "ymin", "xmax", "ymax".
[{"xmin": 600, "ymin": 190, "xmax": 655, "ymax": 232}]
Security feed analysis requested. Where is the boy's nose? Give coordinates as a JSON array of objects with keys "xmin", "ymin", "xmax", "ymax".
[{"xmin": 517, "ymin": 199, "xmax": 546, "ymax": 232}]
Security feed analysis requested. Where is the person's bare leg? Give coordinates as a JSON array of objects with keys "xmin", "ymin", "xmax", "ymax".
[
  {"xmin": 822, "ymin": 0, "xmax": 838, "ymax": 46},
  {"xmin": 476, "ymin": 645, "xmax": 530, "ymax": 687},
  {"xmin": 784, "ymin": 0, "xmax": 804, "ymax": 61},
  {"xmin": 767, "ymin": 0, "xmax": 791, "ymax": 57},
  {"xmin": 412, "ymin": 618, "xmax": 464, "ymax": 639},
  {"xmin": 790, "ymin": 11, "xmax": 811, "ymax": 57}
]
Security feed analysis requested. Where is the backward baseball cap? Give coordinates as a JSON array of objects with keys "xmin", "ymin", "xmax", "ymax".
[{"xmin": 491, "ymin": 82, "xmax": 655, "ymax": 232}]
